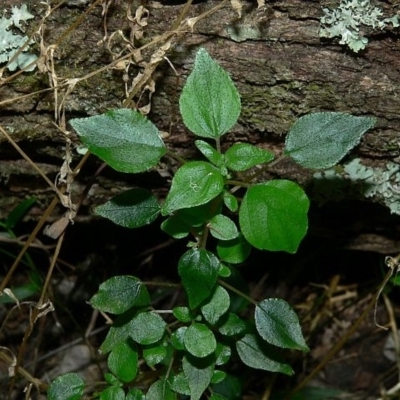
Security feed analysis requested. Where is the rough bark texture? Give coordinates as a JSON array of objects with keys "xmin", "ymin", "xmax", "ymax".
[{"xmin": 1, "ymin": 0, "xmax": 400, "ymax": 252}]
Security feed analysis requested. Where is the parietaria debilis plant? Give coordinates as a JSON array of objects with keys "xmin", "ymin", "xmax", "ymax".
[{"xmin": 47, "ymin": 48, "xmax": 376, "ymax": 400}]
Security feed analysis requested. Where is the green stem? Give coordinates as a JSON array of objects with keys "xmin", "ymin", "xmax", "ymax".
[
  {"xmin": 166, "ymin": 150, "xmax": 187, "ymax": 165},
  {"xmin": 198, "ymin": 225, "xmax": 209, "ymax": 249},
  {"xmin": 218, "ymin": 279, "xmax": 257, "ymax": 306},
  {"xmin": 216, "ymin": 138, "xmax": 221, "ymax": 153},
  {"xmin": 246, "ymin": 154, "xmax": 288, "ymax": 183},
  {"xmin": 228, "ymin": 154, "xmax": 289, "ymax": 194},
  {"xmin": 141, "ymin": 281, "xmax": 180, "ymax": 288},
  {"xmin": 226, "ymin": 180, "xmax": 250, "ymax": 188}
]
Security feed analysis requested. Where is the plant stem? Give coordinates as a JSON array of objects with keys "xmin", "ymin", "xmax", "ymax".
[
  {"xmin": 166, "ymin": 150, "xmax": 187, "ymax": 165},
  {"xmin": 216, "ymin": 137, "xmax": 221, "ymax": 153},
  {"xmin": 198, "ymin": 225, "xmax": 209, "ymax": 249},
  {"xmin": 246, "ymin": 153, "xmax": 288, "ymax": 182},
  {"xmin": 229, "ymin": 154, "xmax": 288, "ymax": 194},
  {"xmin": 141, "ymin": 281, "xmax": 180, "ymax": 288},
  {"xmin": 218, "ymin": 279, "xmax": 257, "ymax": 306},
  {"xmin": 226, "ymin": 179, "xmax": 250, "ymax": 188}
]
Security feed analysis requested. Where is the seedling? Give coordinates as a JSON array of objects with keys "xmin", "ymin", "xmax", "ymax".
[{"xmin": 48, "ymin": 48, "xmax": 375, "ymax": 399}]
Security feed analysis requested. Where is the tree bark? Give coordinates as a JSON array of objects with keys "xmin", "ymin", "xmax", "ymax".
[{"xmin": 1, "ymin": 0, "xmax": 400, "ymax": 252}]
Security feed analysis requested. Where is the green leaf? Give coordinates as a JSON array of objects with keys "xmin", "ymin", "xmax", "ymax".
[
  {"xmin": 5, "ymin": 198, "xmax": 36, "ymax": 229},
  {"xmin": 0, "ymin": 282, "xmax": 40, "ymax": 304},
  {"xmin": 99, "ymin": 386, "xmax": 125, "ymax": 400},
  {"xmin": 184, "ymin": 323, "xmax": 217, "ymax": 358},
  {"xmin": 209, "ymin": 394, "xmax": 228, "ymax": 400},
  {"xmin": 216, "ymin": 233, "xmax": 251, "ymax": 264},
  {"xmin": 255, "ymin": 299, "xmax": 309, "ymax": 351},
  {"xmin": 171, "ymin": 326, "xmax": 187, "ymax": 350},
  {"xmin": 90, "ymin": 276, "xmax": 149, "ymax": 314},
  {"xmin": 195, "ymin": 140, "xmax": 224, "ymax": 166},
  {"xmin": 161, "ymin": 200, "xmax": 222, "ymax": 239},
  {"xmin": 239, "ymin": 180, "xmax": 309, "ymax": 253},
  {"xmin": 177, "ymin": 202, "xmax": 221, "ymax": 226},
  {"xmin": 101, "ymin": 311, "xmax": 166, "ymax": 353},
  {"xmin": 284, "ymin": 112, "xmax": 376, "ymax": 169},
  {"xmin": 211, "ymin": 374, "xmax": 242, "ymax": 399},
  {"xmin": 215, "ymin": 343, "xmax": 231, "ymax": 365},
  {"xmin": 225, "ymin": 143, "xmax": 274, "ymax": 172},
  {"xmin": 126, "ymin": 388, "xmax": 145, "ymax": 400},
  {"xmin": 183, "ymin": 355, "xmax": 214, "ymax": 400},
  {"xmin": 101, "ymin": 319, "xmax": 130, "ymax": 354},
  {"xmin": 161, "ymin": 216, "xmax": 190, "ymax": 239},
  {"xmin": 179, "ymin": 48, "xmax": 240, "ymax": 139},
  {"xmin": 94, "ymin": 189, "xmax": 160, "ymax": 228},
  {"xmin": 209, "ymin": 214, "xmax": 238, "ymax": 241},
  {"xmin": 170, "ymin": 372, "xmax": 191, "ymax": 395},
  {"xmin": 129, "ymin": 312, "xmax": 166, "ymax": 345},
  {"xmin": 201, "ymin": 285, "xmax": 230, "ymax": 325},
  {"xmin": 104, "ymin": 372, "xmax": 121, "ymax": 386},
  {"xmin": 108, "ymin": 340, "xmax": 138, "ymax": 382},
  {"xmin": 146, "ymin": 378, "xmax": 176, "ymax": 400},
  {"xmin": 211, "ymin": 370, "xmax": 226, "ymax": 384},
  {"xmin": 178, "ymin": 248, "xmax": 220, "ymax": 309},
  {"xmin": 143, "ymin": 343, "xmax": 167, "ymax": 367},
  {"xmin": 222, "ymin": 191, "xmax": 238, "ymax": 212},
  {"xmin": 70, "ymin": 109, "xmax": 166, "ymax": 173},
  {"xmin": 217, "ymin": 313, "xmax": 246, "ymax": 336},
  {"xmin": 173, "ymin": 307, "xmax": 194, "ymax": 323},
  {"xmin": 218, "ymin": 264, "xmax": 231, "ymax": 278},
  {"xmin": 48, "ymin": 373, "xmax": 84, "ymax": 400},
  {"xmin": 161, "ymin": 161, "xmax": 224, "ymax": 215},
  {"xmin": 236, "ymin": 334, "xmax": 294, "ymax": 375}
]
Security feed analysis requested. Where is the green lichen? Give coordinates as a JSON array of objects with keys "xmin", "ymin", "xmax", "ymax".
[
  {"xmin": 319, "ymin": 0, "xmax": 399, "ymax": 52},
  {"xmin": 225, "ymin": 25, "xmax": 262, "ymax": 42},
  {"xmin": 314, "ymin": 158, "xmax": 400, "ymax": 214},
  {"xmin": 0, "ymin": 4, "xmax": 37, "ymax": 71}
]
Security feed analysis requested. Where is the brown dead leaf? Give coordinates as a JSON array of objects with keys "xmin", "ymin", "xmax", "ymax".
[{"xmin": 230, "ymin": 0, "xmax": 242, "ymax": 18}]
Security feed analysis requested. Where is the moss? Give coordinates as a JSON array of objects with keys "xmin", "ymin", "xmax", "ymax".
[
  {"xmin": 239, "ymin": 78, "xmax": 349, "ymax": 137},
  {"xmin": 240, "ymin": 81, "xmax": 304, "ymax": 133},
  {"xmin": 12, "ymin": 72, "xmax": 46, "ymax": 93}
]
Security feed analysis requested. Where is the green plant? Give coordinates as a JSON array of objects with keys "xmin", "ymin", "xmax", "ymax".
[{"xmin": 47, "ymin": 48, "xmax": 375, "ymax": 399}]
